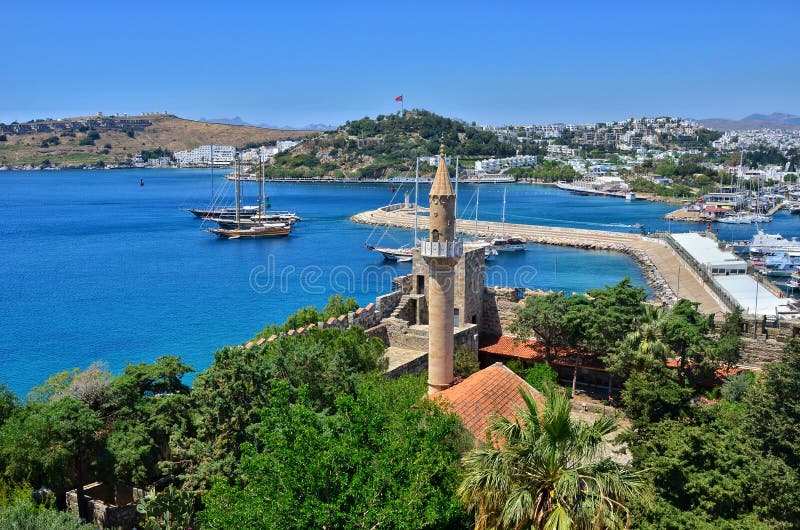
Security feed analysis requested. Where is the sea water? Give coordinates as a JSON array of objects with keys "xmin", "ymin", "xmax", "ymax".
[{"xmin": 1, "ymin": 169, "xmax": 796, "ymax": 395}]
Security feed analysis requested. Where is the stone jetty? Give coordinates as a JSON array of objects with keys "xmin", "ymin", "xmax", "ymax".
[{"xmin": 352, "ymin": 205, "xmax": 726, "ymax": 314}]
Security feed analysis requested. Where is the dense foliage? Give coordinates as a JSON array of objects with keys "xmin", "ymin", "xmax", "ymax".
[
  {"xmin": 459, "ymin": 385, "xmax": 647, "ymax": 529},
  {"xmin": 201, "ymin": 376, "xmax": 470, "ymax": 529},
  {"xmin": 1, "ymin": 282, "xmax": 799, "ymax": 528},
  {"xmin": 265, "ymin": 109, "xmax": 538, "ymax": 180}
]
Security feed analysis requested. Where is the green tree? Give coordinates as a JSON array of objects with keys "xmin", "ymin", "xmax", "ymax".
[
  {"xmin": 713, "ymin": 306, "xmax": 744, "ymax": 370},
  {"xmin": 510, "ymin": 292, "xmax": 571, "ymax": 365},
  {"xmin": 746, "ymin": 339, "xmax": 800, "ymax": 468},
  {"xmin": 201, "ymin": 375, "xmax": 469, "ymax": 529},
  {"xmin": 322, "ymin": 293, "xmax": 359, "ymax": 318},
  {"xmin": 104, "ymin": 356, "xmax": 194, "ymax": 485},
  {"xmin": 522, "ymin": 363, "xmax": 558, "ymax": 391},
  {"xmin": 660, "ymin": 299, "xmax": 712, "ymax": 383},
  {"xmin": 621, "ymin": 367, "xmax": 692, "ymax": 428},
  {"xmin": 459, "ymin": 385, "xmax": 647, "ymax": 530},
  {"xmin": 0, "ymin": 398, "xmax": 104, "ymax": 519},
  {"xmin": 454, "ymin": 346, "xmax": 480, "ymax": 378},
  {"xmin": 0, "ymin": 385, "xmax": 16, "ymax": 427},
  {"xmin": 607, "ymin": 305, "xmax": 670, "ymax": 379},
  {"xmin": 565, "ymin": 279, "xmax": 647, "ymax": 394},
  {"xmin": 185, "ymin": 327, "xmax": 386, "ymax": 491}
]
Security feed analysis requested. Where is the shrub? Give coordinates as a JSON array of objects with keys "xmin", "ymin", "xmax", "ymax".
[
  {"xmin": 523, "ymin": 363, "xmax": 558, "ymax": 390},
  {"xmin": 454, "ymin": 347, "xmax": 480, "ymax": 378}
]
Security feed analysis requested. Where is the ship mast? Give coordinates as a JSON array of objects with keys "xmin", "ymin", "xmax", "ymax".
[
  {"xmin": 502, "ymin": 187, "xmax": 507, "ymax": 239},
  {"xmin": 235, "ymin": 156, "xmax": 241, "ymax": 229},
  {"xmin": 414, "ymin": 157, "xmax": 419, "ymax": 244}
]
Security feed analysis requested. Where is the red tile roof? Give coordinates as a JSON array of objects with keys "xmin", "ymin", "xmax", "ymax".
[
  {"xmin": 432, "ymin": 362, "xmax": 545, "ymax": 444},
  {"xmin": 479, "ymin": 336, "xmax": 605, "ymax": 371}
]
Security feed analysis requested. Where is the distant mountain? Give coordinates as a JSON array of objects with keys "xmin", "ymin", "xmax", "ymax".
[
  {"xmin": 700, "ymin": 112, "xmax": 800, "ymax": 131},
  {"xmin": 200, "ymin": 116, "xmax": 251, "ymax": 126},
  {"xmin": 200, "ymin": 117, "xmax": 335, "ymax": 131}
]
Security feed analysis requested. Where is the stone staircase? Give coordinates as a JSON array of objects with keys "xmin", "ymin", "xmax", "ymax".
[{"xmin": 739, "ymin": 337, "xmax": 784, "ymax": 369}]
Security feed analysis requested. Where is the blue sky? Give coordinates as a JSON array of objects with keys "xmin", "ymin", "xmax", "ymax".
[{"xmin": 2, "ymin": 0, "xmax": 798, "ymax": 126}]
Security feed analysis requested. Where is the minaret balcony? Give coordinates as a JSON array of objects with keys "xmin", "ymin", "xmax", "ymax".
[{"xmin": 420, "ymin": 240, "xmax": 463, "ymax": 259}]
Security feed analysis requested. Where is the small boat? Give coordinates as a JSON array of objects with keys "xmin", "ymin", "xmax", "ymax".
[
  {"xmin": 717, "ymin": 212, "xmax": 772, "ymax": 224},
  {"xmin": 189, "ymin": 205, "xmax": 260, "ymax": 219},
  {"xmin": 368, "ymin": 159, "xmax": 422, "ymax": 261},
  {"xmin": 207, "ymin": 223, "xmax": 291, "ymax": 239},
  {"xmin": 365, "ymin": 244, "xmax": 414, "ymax": 261},
  {"xmin": 488, "ymin": 237, "xmax": 526, "ymax": 252},
  {"xmin": 487, "ymin": 188, "xmax": 526, "ymax": 252}
]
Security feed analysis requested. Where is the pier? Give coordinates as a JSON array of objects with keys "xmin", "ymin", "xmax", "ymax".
[{"xmin": 352, "ymin": 205, "xmax": 726, "ymax": 314}]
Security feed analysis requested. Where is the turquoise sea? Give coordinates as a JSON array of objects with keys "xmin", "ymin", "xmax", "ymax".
[{"xmin": 2, "ymin": 169, "xmax": 798, "ymax": 396}]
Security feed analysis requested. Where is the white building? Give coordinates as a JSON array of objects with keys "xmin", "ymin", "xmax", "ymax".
[
  {"xmin": 276, "ymin": 140, "xmax": 300, "ymax": 152},
  {"xmin": 547, "ymin": 144, "xmax": 578, "ymax": 157},
  {"xmin": 474, "ymin": 155, "xmax": 537, "ymax": 173},
  {"xmin": 174, "ymin": 145, "xmax": 236, "ymax": 167}
]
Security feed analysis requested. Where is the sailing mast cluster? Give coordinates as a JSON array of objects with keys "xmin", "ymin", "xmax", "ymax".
[
  {"xmin": 187, "ymin": 154, "xmax": 300, "ymax": 239},
  {"xmin": 366, "ymin": 149, "xmax": 526, "ymax": 261}
]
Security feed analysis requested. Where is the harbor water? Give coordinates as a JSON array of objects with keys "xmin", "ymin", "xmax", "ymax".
[{"xmin": 2, "ymin": 169, "xmax": 798, "ymax": 396}]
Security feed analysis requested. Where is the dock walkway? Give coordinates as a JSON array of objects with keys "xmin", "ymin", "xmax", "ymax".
[{"xmin": 352, "ymin": 205, "xmax": 726, "ymax": 314}]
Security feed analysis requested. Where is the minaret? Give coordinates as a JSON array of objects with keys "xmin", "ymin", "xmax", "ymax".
[{"xmin": 421, "ymin": 145, "xmax": 462, "ymax": 395}]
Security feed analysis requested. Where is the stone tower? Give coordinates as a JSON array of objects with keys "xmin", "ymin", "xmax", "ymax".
[{"xmin": 421, "ymin": 145, "xmax": 463, "ymax": 395}]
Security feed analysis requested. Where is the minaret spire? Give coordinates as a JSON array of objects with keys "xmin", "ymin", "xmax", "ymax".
[{"xmin": 421, "ymin": 145, "xmax": 462, "ymax": 395}]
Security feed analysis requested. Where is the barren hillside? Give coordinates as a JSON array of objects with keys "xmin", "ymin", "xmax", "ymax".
[{"xmin": 0, "ymin": 115, "xmax": 318, "ymax": 168}]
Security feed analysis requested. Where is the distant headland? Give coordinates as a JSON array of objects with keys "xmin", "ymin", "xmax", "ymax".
[{"xmin": 0, "ymin": 112, "xmax": 313, "ymax": 170}]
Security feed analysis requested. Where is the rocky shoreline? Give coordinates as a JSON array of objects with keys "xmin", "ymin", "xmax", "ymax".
[
  {"xmin": 473, "ymin": 231, "xmax": 678, "ymax": 306},
  {"xmin": 351, "ymin": 210, "xmax": 678, "ymax": 306}
]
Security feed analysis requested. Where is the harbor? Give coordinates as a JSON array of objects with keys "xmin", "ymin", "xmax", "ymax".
[{"xmin": 352, "ymin": 204, "xmax": 727, "ymax": 314}]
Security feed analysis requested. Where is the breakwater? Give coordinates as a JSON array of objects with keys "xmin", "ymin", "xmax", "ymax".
[{"xmin": 352, "ymin": 205, "xmax": 726, "ymax": 314}]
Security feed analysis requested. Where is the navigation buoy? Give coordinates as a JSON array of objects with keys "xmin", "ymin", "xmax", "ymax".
[{"xmin": 139, "ymin": 178, "xmax": 144, "ymax": 187}]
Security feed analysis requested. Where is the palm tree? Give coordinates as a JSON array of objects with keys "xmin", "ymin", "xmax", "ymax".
[
  {"xmin": 619, "ymin": 305, "xmax": 671, "ymax": 369},
  {"xmin": 458, "ymin": 385, "xmax": 647, "ymax": 530}
]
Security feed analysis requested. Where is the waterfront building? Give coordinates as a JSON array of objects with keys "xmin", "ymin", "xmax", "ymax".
[
  {"xmin": 474, "ymin": 155, "xmax": 537, "ymax": 173},
  {"xmin": 174, "ymin": 145, "xmax": 235, "ymax": 167}
]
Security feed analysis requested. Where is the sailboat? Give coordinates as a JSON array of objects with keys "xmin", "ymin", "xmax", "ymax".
[
  {"xmin": 366, "ymin": 158, "xmax": 421, "ymax": 262},
  {"xmin": 487, "ymin": 187, "xmax": 526, "ymax": 252},
  {"xmin": 209, "ymin": 159, "xmax": 300, "ymax": 228},
  {"xmin": 206, "ymin": 157, "xmax": 292, "ymax": 239},
  {"xmin": 718, "ymin": 151, "xmax": 772, "ymax": 224},
  {"xmin": 471, "ymin": 186, "xmax": 498, "ymax": 259},
  {"xmin": 187, "ymin": 145, "xmax": 265, "ymax": 219}
]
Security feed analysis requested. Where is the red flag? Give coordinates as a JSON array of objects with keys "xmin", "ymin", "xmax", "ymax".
[{"xmin": 395, "ymin": 95, "xmax": 403, "ymax": 102}]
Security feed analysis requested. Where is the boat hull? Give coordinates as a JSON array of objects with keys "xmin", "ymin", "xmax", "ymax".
[{"xmin": 207, "ymin": 225, "xmax": 291, "ymax": 239}]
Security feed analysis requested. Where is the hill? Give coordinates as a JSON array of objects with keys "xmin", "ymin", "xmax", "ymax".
[
  {"xmin": 261, "ymin": 109, "xmax": 539, "ymax": 180},
  {"xmin": 700, "ymin": 112, "xmax": 800, "ymax": 131},
  {"xmin": 0, "ymin": 114, "xmax": 314, "ymax": 168}
]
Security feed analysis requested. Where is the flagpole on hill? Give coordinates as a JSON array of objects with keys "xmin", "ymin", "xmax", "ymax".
[{"xmin": 395, "ymin": 95, "xmax": 404, "ymax": 117}]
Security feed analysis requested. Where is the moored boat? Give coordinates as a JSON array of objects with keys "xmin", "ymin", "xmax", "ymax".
[
  {"xmin": 487, "ymin": 188, "xmax": 526, "ymax": 252},
  {"xmin": 207, "ymin": 223, "xmax": 291, "ymax": 239}
]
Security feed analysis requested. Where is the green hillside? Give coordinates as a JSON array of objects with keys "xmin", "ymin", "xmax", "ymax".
[{"xmin": 261, "ymin": 109, "xmax": 541, "ymax": 179}]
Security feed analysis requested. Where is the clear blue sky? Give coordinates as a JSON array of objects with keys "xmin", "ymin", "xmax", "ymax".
[{"xmin": 2, "ymin": 0, "xmax": 798, "ymax": 126}]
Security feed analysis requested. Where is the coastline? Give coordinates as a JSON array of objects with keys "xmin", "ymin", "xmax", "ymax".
[{"xmin": 351, "ymin": 205, "xmax": 726, "ymax": 314}]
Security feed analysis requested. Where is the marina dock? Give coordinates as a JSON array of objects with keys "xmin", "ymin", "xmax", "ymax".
[{"xmin": 352, "ymin": 205, "xmax": 726, "ymax": 314}]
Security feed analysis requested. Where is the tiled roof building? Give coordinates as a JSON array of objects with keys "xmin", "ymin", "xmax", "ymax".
[{"xmin": 431, "ymin": 362, "xmax": 545, "ymax": 444}]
